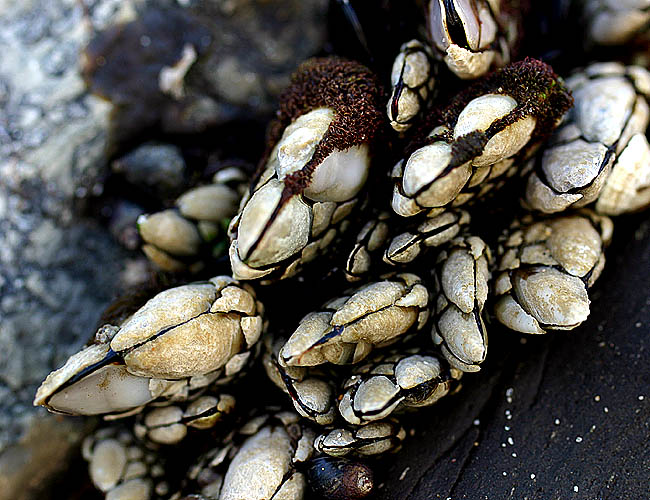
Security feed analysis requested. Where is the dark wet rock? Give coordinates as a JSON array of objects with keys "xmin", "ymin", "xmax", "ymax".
[
  {"xmin": 83, "ymin": 0, "xmax": 328, "ymax": 148},
  {"xmin": 0, "ymin": 417, "xmax": 95, "ymax": 500},
  {"xmin": 111, "ymin": 142, "xmax": 188, "ymax": 200},
  {"xmin": 106, "ymin": 199, "xmax": 145, "ymax": 251}
]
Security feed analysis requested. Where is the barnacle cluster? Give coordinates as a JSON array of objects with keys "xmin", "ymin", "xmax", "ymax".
[{"xmin": 34, "ymin": 2, "xmax": 650, "ymax": 499}]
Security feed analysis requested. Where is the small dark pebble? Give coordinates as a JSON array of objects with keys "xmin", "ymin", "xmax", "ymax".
[
  {"xmin": 106, "ymin": 199, "xmax": 144, "ymax": 250},
  {"xmin": 307, "ymin": 456, "xmax": 374, "ymax": 499},
  {"xmin": 111, "ymin": 142, "xmax": 188, "ymax": 199}
]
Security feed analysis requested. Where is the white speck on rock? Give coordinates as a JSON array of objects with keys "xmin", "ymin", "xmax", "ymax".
[{"xmin": 159, "ymin": 44, "xmax": 198, "ymax": 100}]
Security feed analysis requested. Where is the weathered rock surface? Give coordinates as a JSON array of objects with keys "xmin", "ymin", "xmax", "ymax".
[{"xmin": 0, "ymin": 1, "xmax": 136, "ymax": 498}]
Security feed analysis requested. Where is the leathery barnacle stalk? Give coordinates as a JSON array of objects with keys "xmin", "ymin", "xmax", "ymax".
[
  {"xmin": 33, "ymin": 276, "xmax": 264, "ymax": 417},
  {"xmin": 228, "ymin": 57, "xmax": 386, "ymax": 282}
]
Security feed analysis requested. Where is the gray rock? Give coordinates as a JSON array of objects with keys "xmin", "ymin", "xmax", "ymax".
[
  {"xmin": 0, "ymin": 1, "xmax": 136, "ymax": 498},
  {"xmin": 188, "ymin": 0, "xmax": 328, "ymax": 110}
]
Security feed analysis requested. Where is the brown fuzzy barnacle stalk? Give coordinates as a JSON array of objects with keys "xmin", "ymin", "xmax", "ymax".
[
  {"xmin": 392, "ymin": 58, "xmax": 574, "ymax": 218},
  {"xmin": 229, "ymin": 57, "xmax": 386, "ymax": 282}
]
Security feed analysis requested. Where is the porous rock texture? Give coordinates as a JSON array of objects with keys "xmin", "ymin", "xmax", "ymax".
[{"xmin": 0, "ymin": 1, "xmax": 130, "ymax": 498}]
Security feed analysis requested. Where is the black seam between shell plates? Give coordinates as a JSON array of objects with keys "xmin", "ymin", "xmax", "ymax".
[
  {"xmin": 276, "ymin": 358, "xmax": 331, "ymax": 420},
  {"xmin": 532, "ymin": 68, "xmax": 645, "ymax": 196},
  {"xmin": 432, "ymin": 249, "xmax": 485, "ymax": 367},
  {"xmin": 385, "ymin": 219, "xmax": 460, "ymax": 263},
  {"xmin": 310, "ymin": 277, "xmax": 424, "ymax": 350},
  {"xmin": 391, "ymin": 45, "xmax": 434, "ymax": 126}
]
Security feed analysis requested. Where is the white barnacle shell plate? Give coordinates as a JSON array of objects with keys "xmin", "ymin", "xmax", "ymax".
[
  {"xmin": 177, "ymin": 184, "xmax": 240, "ymax": 221},
  {"xmin": 546, "ymin": 216, "xmax": 603, "ymax": 278},
  {"xmin": 428, "ymin": 0, "xmax": 498, "ymax": 79},
  {"xmin": 571, "ymin": 75, "xmax": 636, "ymax": 146},
  {"xmin": 138, "ymin": 210, "xmax": 201, "ymax": 256},
  {"xmin": 395, "ymin": 355, "xmax": 442, "ymax": 390},
  {"xmin": 88, "ymin": 438, "xmax": 128, "ymax": 492},
  {"xmin": 275, "ymin": 108, "xmax": 334, "ymax": 179},
  {"xmin": 400, "ymin": 141, "xmax": 471, "ymax": 209},
  {"xmin": 437, "ymin": 308, "xmax": 486, "ymax": 369},
  {"xmin": 236, "ymin": 178, "xmax": 312, "ymax": 268},
  {"xmin": 340, "ymin": 376, "xmax": 402, "ymax": 424},
  {"xmin": 273, "ymin": 107, "xmax": 370, "ymax": 202},
  {"xmin": 597, "ymin": 133, "xmax": 650, "ymax": 215},
  {"xmin": 513, "ymin": 267, "xmax": 590, "ymax": 329},
  {"xmin": 219, "ymin": 426, "xmax": 304, "ymax": 500},
  {"xmin": 110, "ymin": 278, "xmax": 251, "ymax": 379},
  {"xmin": 444, "ymin": 44, "xmax": 495, "ymax": 80},
  {"xmin": 33, "ymin": 343, "xmax": 171, "ymax": 415},
  {"xmin": 454, "ymin": 94, "xmax": 536, "ymax": 166},
  {"xmin": 332, "ymin": 278, "xmax": 426, "ymax": 345},
  {"xmin": 280, "ymin": 312, "xmax": 335, "ymax": 367},
  {"xmin": 305, "ymin": 144, "xmax": 370, "ymax": 202}
]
